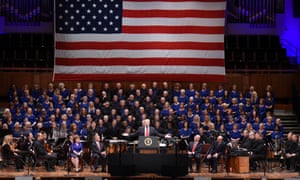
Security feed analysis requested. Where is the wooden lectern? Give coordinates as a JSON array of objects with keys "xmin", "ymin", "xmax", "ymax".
[{"xmin": 138, "ymin": 136, "xmax": 160, "ymax": 154}]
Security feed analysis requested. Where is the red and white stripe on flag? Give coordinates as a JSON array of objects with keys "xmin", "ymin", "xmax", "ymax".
[{"xmin": 54, "ymin": 0, "xmax": 226, "ymax": 82}]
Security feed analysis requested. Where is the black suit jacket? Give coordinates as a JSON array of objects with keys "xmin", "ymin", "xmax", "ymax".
[
  {"xmin": 240, "ymin": 137, "xmax": 254, "ymax": 150},
  {"xmin": 90, "ymin": 141, "xmax": 106, "ymax": 157},
  {"xmin": 106, "ymin": 126, "xmax": 121, "ymax": 139},
  {"xmin": 33, "ymin": 140, "xmax": 47, "ymax": 156},
  {"xmin": 252, "ymin": 139, "xmax": 266, "ymax": 156},
  {"xmin": 133, "ymin": 126, "xmax": 165, "ymax": 137},
  {"xmin": 188, "ymin": 142, "xmax": 202, "ymax": 158},
  {"xmin": 209, "ymin": 141, "xmax": 226, "ymax": 157},
  {"xmin": 286, "ymin": 141, "xmax": 298, "ymax": 154}
]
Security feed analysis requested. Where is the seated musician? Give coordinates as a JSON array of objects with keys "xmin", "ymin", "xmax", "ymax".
[
  {"xmin": 16, "ymin": 132, "xmax": 36, "ymax": 168},
  {"xmin": 249, "ymin": 132, "xmax": 266, "ymax": 171},
  {"xmin": 33, "ymin": 132, "xmax": 57, "ymax": 172},
  {"xmin": 106, "ymin": 119, "xmax": 121, "ymax": 139},
  {"xmin": 90, "ymin": 133, "xmax": 107, "ymax": 172},
  {"xmin": 70, "ymin": 135, "xmax": 83, "ymax": 172},
  {"xmin": 207, "ymin": 135, "xmax": 226, "ymax": 173},
  {"xmin": 239, "ymin": 130, "xmax": 249, "ymax": 147},
  {"xmin": 188, "ymin": 135, "xmax": 202, "ymax": 172},
  {"xmin": 285, "ymin": 134, "xmax": 298, "ymax": 171},
  {"xmin": 1, "ymin": 134, "xmax": 24, "ymax": 171},
  {"xmin": 240, "ymin": 130, "xmax": 254, "ymax": 150},
  {"xmin": 25, "ymin": 132, "xmax": 35, "ymax": 151}
]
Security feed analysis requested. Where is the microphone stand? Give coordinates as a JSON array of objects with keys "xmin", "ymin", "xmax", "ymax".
[
  {"xmin": 64, "ymin": 143, "xmax": 72, "ymax": 177},
  {"xmin": 25, "ymin": 151, "xmax": 34, "ymax": 176},
  {"xmin": 261, "ymin": 143, "xmax": 268, "ymax": 180}
]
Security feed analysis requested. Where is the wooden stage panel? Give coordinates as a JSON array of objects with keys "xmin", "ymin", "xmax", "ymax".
[{"xmin": 0, "ymin": 165, "xmax": 300, "ymax": 180}]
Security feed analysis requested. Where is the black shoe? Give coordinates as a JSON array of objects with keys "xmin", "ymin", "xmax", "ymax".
[{"xmin": 211, "ymin": 169, "xmax": 217, "ymax": 173}]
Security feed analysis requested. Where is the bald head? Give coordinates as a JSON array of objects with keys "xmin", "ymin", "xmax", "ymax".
[
  {"xmin": 194, "ymin": 135, "xmax": 201, "ymax": 142},
  {"xmin": 217, "ymin": 135, "xmax": 223, "ymax": 143}
]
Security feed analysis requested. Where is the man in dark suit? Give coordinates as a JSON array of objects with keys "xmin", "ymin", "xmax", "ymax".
[
  {"xmin": 33, "ymin": 132, "xmax": 57, "ymax": 172},
  {"xmin": 90, "ymin": 133, "xmax": 107, "ymax": 172},
  {"xmin": 188, "ymin": 135, "xmax": 202, "ymax": 172},
  {"xmin": 285, "ymin": 134, "xmax": 298, "ymax": 171},
  {"xmin": 132, "ymin": 119, "xmax": 167, "ymax": 138},
  {"xmin": 249, "ymin": 132, "xmax": 266, "ymax": 171},
  {"xmin": 207, "ymin": 135, "xmax": 226, "ymax": 173},
  {"xmin": 240, "ymin": 130, "xmax": 254, "ymax": 150}
]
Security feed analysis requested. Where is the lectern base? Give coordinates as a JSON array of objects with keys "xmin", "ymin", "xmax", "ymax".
[{"xmin": 109, "ymin": 165, "xmax": 136, "ymax": 176}]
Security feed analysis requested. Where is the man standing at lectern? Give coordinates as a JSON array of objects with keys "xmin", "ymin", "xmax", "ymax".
[
  {"xmin": 133, "ymin": 119, "xmax": 167, "ymax": 138},
  {"xmin": 188, "ymin": 135, "xmax": 202, "ymax": 172}
]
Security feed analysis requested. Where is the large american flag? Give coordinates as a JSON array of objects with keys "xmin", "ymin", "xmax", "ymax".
[{"xmin": 54, "ymin": 0, "xmax": 226, "ymax": 82}]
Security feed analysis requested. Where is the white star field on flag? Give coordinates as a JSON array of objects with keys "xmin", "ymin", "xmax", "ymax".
[{"xmin": 56, "ymin": 0, "xmax": 122, "ymax": 33}]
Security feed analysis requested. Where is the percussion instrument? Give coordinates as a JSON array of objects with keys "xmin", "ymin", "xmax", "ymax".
[{"xmin": 106, "ymin": 139, "xmax": 128, "ymax": 153}]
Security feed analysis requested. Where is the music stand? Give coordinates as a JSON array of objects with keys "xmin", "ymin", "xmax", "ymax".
[{"xmin": 23, "ymin": 151, "xmax": 34, "ymax": 176}]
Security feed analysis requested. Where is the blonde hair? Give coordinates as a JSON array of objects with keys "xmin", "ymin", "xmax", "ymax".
[{"xmin": 2, "ymin": 134, "xmax": 13, "ymax": 147}]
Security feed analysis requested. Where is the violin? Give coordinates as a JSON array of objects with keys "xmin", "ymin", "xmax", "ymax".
[
  {"xmin": 44, "ymin": 140, "xmax": 52, "ymax": 153},
  {"xmin": 9, "ymin": 142, "xmax": 17, "ymax": 152}
]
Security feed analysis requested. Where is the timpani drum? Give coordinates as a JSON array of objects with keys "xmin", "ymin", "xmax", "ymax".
[{"xmin": 107, "ymin": 139, "xmax": 128, "ymax": 153}]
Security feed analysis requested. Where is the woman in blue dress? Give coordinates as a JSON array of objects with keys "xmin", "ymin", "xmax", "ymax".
[{"xmin": 70, "ymin": 135, "xmax": 83, "ymax": 172}]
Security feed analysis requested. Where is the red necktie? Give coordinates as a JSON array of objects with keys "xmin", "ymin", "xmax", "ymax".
[
  {"xmin": 97, "ymin": 142, "xmax": 101, "ymax": 150},
  {"xmin": 192, "ymin": 143, "xmax": 197, "ymax": 152},
  {"xmin": 145, "ymin": 127, "xmax": 149, "ymax": 137}
]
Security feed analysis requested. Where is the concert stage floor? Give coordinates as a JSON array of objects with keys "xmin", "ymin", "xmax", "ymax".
[{"xmin": 0, "ymin": 165, "xmax": 300, "ymax": 180}]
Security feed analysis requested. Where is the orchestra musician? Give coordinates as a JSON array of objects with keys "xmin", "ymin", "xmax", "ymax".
[
  {"xmin": 24, "ymin": 132, "xmax": 35, "ymax": 151},
  {"xmin": 188, "ymin": 135, "xmax": 202, "ymax": 172},
  {"xmin": 285, "ymin": 134, "xmax": 298, "ymax": 171},
  {"xmin": 42, "ymin": 131, "xmax": 52, "ymax": 153},
  {"xmin": 17, "ymin": 132, "xmax": 36, "ymax": 168},
  {"xmin": 239, "ymin": 130, "xmax": 254, "ymax": 150},
  {"xmin": 1, "ymin": 134, "xmax": 24, "ymax": 171},
  {"xmin": 207, "ymin": 135, "xmax": 226, "ymax": 173},
  {"xmin": 70, "ymin": 135, "xmax": 83, "ymax": 172},
  {"xmin": 90, "ymin": 133, "xmax": 107, "ymax": 172},
  {"xmin": 106, "ymin": 119, "xmax": 121, "ymax": 139},
  {"xmin": 33, "ymin": 132, "xmax": 57, "ymax": 172},
  {"xmin": 249, "ymin": 132, "xmax": 266, "ymax": 171}
]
